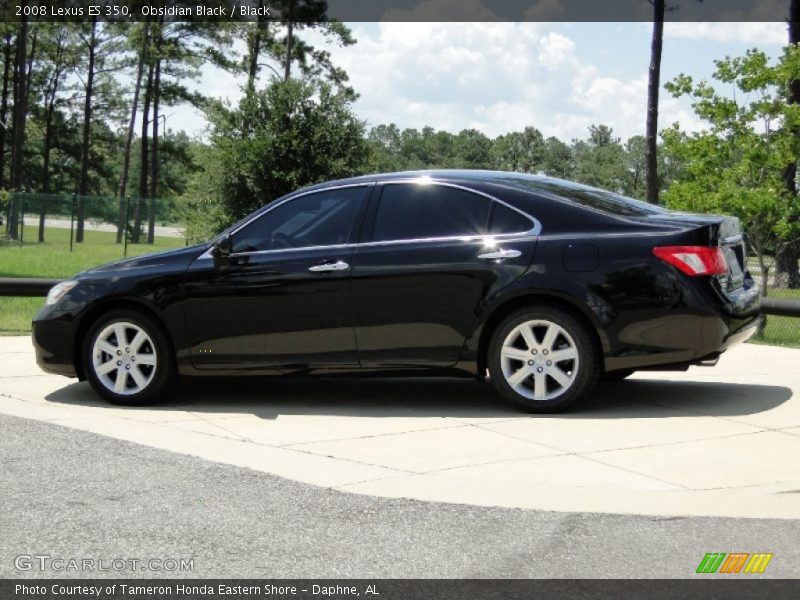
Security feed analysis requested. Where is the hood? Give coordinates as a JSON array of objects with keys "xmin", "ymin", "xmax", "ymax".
[{"xmin": 79, "ymin": 243, "xmax": 208, "ymax": 277}]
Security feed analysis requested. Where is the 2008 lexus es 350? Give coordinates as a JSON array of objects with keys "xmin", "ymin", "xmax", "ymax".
[{"xmin": 33, "ymin": 170, "xmax": 762, "ymax": 413}]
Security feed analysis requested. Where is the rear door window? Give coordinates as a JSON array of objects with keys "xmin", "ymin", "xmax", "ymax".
[{"xmin": 371, "ymin": 183, "xmax": 491, "ymax": 242}]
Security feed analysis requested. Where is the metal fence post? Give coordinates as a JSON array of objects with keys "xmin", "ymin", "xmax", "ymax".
[
  {"xmin": 69, "ymin": 193, "xmax": 76, "ymax": 253},
  {"xmin": 19, "ymin": 192, "xmax": 25, "ymax": 244},
  {"xmin": 123, "ymin": 196, "xmax": 130, "ymax": 257}
]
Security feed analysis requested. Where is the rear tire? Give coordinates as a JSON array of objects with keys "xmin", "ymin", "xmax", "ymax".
[
  {"xmin": 83, "ymin": 308, "xmax": 175, "ymax": 406},
  {"xmin": 488, "ymin": 306, "xmax": 600, "ymax": 413}
]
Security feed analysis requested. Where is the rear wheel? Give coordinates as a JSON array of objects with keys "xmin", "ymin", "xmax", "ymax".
[
  {"xmin": 488, "ymin": 306, "xmax": 600, "ymax": 413},
  {"xmin": 84, "ymin": 309, "xmax": 174, "ymax": 405}
]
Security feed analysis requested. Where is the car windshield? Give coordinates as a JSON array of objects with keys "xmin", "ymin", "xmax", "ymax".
[{"xmin": 500, "ymin": 176, "xmax": 669, "ymax": 217}]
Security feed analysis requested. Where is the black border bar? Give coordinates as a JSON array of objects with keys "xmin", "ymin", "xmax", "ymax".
[
  {"xmin": 2, "ymin": 579, "xmax": 800, "ymax": 600},
  {"xmin": 0, "ymin": 0, "xmax": 795, "ymax": 23}
]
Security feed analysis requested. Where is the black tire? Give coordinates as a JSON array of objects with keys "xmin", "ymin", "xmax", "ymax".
[
  {"xmin": 601, "ymin": 369, "xmax": 635, "ymax": 382},
  {"xmin": 488, "ymin": 306, "xmax": 601, "ymax": 413},
  {"xmin": 83, "ymin": 308, "xmax": 175, "ymax": 406}
]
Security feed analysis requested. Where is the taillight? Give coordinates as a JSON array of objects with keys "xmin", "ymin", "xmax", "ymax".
[{"xmin": 652, "ymin": 246, "xmax": 727, "ymax": 276}]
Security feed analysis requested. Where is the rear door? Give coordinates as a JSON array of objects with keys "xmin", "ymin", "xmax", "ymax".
[{"xmin": 350, "ymin": 180, "xmax": 538, "ymax": 368}]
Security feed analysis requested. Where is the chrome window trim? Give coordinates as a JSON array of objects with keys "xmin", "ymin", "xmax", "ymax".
[
  {"xmin": 357, "ymin": 233, "xmax": 538, "ymax": 249},
  {"xmin": 197, "ymin": 177, "xmax": 542, "ymax": 260}
]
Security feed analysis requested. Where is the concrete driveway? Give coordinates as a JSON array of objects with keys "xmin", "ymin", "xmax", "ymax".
[{"xmin": 1, "ymin": 336, "xmax": 799, "ymax": 519}]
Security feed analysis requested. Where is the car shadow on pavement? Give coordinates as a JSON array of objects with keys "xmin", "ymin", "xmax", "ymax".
[{"xmin": 44, "ymin": 376, "xmax": 793, "ymax": 420}]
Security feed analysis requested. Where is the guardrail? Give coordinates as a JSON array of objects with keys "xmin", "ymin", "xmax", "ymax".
[
  {"xmin": 1, "ymin": 277, "xmax": 800, "ymax": 318},
  {"xmin": 0, "ymin": 278, "xmax": 62, "ymax": 297}
]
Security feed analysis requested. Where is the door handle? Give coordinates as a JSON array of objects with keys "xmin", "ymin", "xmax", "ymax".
[
  {"xmin": 309, "ymin": 260, "xmax": 350, "ymax": 272},
  {"xmin": 477, "ymin": 249, "xmax": 522, "ymax": 260}
]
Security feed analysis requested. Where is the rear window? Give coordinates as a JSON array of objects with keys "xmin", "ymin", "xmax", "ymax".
[
  {"xmin": 504, "ymin": 177, "xmax": 668, "ymax": 217},
  {"xmin": 488, "ymin": 203, "xmax": 533, "ymax": 234}
]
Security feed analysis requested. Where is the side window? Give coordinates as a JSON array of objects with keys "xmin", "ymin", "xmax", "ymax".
[
  {"xmin": 488, "ymin": 202, "xmax": 534, "ymax": 234},
  {"xmin": 232, "ymin": 187, "xmax": 366, "ymax": 253},
  {"xmin": 372, "ymin": 184, "xmax": 491, "ymax": 242}
]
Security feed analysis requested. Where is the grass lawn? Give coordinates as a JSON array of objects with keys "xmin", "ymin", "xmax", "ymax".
[{"xmin": 0, "ymin": 226, "xmax": 183, "ymax": 334}]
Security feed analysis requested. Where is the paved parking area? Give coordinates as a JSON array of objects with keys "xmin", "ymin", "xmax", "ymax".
[{"xmin": 1, "ymin": 336, "xmax": 799, "ymax": 519}]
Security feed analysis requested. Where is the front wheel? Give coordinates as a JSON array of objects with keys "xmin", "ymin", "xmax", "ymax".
[
  {"xmin": 488, "ymin": 306, "xmax": 601, "ymax": 413},
  {"xmin": 84, "ymin": 309, "xmax": 175, "ymax": 405}
]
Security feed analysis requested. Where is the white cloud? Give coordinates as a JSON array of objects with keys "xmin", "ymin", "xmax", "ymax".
[
  {"xmin": 178, "ymin": 23, "xmax": 719, "ymax": 143},
  {"xmin": 325, "ymin": 22, "xmax": 697, "ymax": 141},
  {"xmin": 664, "ymin": 22, "xmax": 787, "ymax": 45}
]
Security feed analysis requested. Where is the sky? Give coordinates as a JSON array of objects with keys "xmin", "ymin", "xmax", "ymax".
[{"xmin": 164, "ymin": 21, "xmax": 789, "ymax": 143}]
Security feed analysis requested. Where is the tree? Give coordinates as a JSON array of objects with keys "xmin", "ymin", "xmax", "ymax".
[
  {"xmin": 75, "ymin": 20, "xmax": 126, "ymax": 243},
  {"xmin": 492, "ymin": 127, "xmax": 545, "ymax": 173},
  {"xmin": 115, "ymin": 21, "xmax": 149, "ymax": 243},
  {"xmin": 198, "ymin": 79, "xmax": 367, "ymax": 228},
  {"xmin": 776, "ymin": 0, "xmax": 800, "ymax": 288},
  {"xmin": 34, "ymin": 24, "xmax": 76, "ymax": 241},
  {"xmin": 645, "ymin": 0, "xmax": 665, "ymax": 204},
  {"xmin": 0, "ymin": 27, "xmax": 13, "ymax": 192},
  {"xmin": 541, "ymin": 137, "xmax": 573, "ymax": 178},
  {"xmin": 8, "ymin": 16, "xmax": 29, "ymax": 240},
  {"xmin": 572, "ymin": 125, "xmax": 627, "ymax": 190},
  {"xmin": 663, "ymin": 48, "xmax": 800, "ymax": 294},
  {"xmin": 272, "ymin": 1, "xmax": 355, "ymax": 89},
  {"xmin": 623, "ymin": 135, "xmax": 647, "ymax": 198}
]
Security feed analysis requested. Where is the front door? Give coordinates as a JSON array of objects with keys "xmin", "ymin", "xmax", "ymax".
[{"xmin": 183, "ymin": 185, "xmax": 371, "ymax": 371}]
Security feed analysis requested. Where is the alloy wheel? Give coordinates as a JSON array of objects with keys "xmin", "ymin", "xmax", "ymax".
[
  {"xmin": 91, "ymin": 321, "xmax": 158, "ymax": 395},
  {"xmin": 499, "ymin": 319, "xmax": 579, "ymax": 401}
]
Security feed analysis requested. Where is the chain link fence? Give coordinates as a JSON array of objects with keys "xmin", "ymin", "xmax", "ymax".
[{"xmin": 1, "ymin": 191, "xmax": 188, "ymax": 257}]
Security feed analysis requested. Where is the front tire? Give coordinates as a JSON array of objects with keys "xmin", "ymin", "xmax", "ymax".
[
  {"xmin": 83, "ymin": 309, "xmax": 175, "ymax": 405},
  {"xmin": 488, "ymin": 306, "xmax": 600, "ymax": 413}
]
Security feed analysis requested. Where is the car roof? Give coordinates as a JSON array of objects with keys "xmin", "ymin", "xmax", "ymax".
[{"xmin": 305, "ymin": 169, "xmax": 550, "ymax": 190}]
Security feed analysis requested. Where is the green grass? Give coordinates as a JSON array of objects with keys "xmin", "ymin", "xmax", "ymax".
[{"xmin": 0, "ymin": 226, "xmax": 183, "ymax": 334}]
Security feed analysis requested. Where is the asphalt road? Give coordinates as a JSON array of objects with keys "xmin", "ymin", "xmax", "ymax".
[{"xmin": 1, "ymin": 414, "xmax": 798, "ymax": 579}]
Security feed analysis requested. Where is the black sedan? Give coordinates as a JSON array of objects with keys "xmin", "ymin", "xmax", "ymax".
[{"xmin": 33, "ymin": 170, "xmax": 761, "ymax": 412}]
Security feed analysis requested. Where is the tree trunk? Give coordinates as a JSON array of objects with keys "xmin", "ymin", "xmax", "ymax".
[
  {"xmin": 147, "ymin": 58, "xmax": 160, "ymax": 244},
  {"xmin": 76, "ymin": 19, "xmax": 97, "ymax": 244},
  {"xmin": 645, "ymin": 0, "xmax": 664, "ymax": 205},
  {"xmin": 134, "ymin": 60, "xmax": 154, "ymax": 244},
  {"xmin": 39, "ymin": 111, "xmax": 53, "ymax": 243},
  {"xmin": 776, "ymin": 0, "xmax": 800, "ymax": 288},
  {"xmin": 116, "ymin": 23, "xmax": 148, "ymax": 244},
  {"xmin": 0, "ymin": 32, "xmax": 12, "ymax": 192},
  {"xmin": 246, "ymin": 1, "xmax": 265, "ymax": 94},
  {"xmin": 39, "ymin": 35, "xmax": 66, "ymax": 243},
  {"xmin": 284, "ymin": 1, "xmax": 295, "ymax": 81},
  {"xmin": 9, "ymin": 17, "xmax": 29, "ymax": 241}
]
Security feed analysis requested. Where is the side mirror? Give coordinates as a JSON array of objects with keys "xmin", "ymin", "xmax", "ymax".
[{"xmin": 212, "ymin": 234, "xmax": 233, "ymax": 268}]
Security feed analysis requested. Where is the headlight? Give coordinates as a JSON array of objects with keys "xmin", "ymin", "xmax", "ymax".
[{"xmin": 45, "ymin": 280, "xmax": 78, "ymax": 306}]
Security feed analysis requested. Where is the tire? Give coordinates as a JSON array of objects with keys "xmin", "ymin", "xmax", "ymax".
[
  {"xmin": 601, "ymin": 369, "xmax": 635, "ymax": 382},
  {"xmin": 83, "ymin": 308, "xmax": 175, "ymax": 405},
  {"xmin": 488, "ymin": 306, "xmax": 601, "ymax": 413}
]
